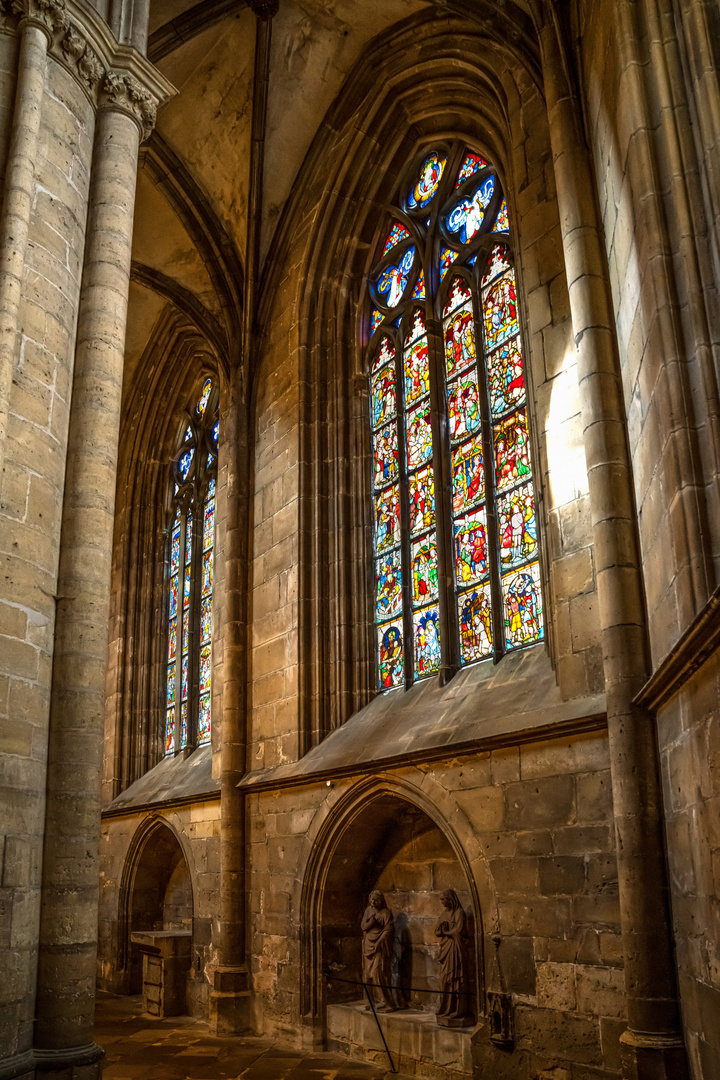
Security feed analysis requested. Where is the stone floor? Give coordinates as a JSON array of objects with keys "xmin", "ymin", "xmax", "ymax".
[{"xmin": 97, "ymin": 993, "xmax": 392, "ymax": 1080}]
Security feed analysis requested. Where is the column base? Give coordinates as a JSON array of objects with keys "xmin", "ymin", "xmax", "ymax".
[
  {"xmin": 33, "ymin": 1044, "xmax": 104, "ymax": 1080},
  {"xmin": 208, "ymin": 966, "xmax": 252, "ymax": 1035},
  {"xmin": 620, "ymin": 1030, "xmax": 689, "ymax": 1080}
]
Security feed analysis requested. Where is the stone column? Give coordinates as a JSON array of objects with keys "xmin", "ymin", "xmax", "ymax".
[
  {"xmin": 209, "ymin": 0, "xmax": 276, "ymax": 1035},
  {"xmin": 0, "ymin": 1, "xmax": 62, "ymax": 481},
  {"xmin": 32, "ymin": 74, "xmax": 160, "ymax": 1078},
  {"xmin": 538, "ymin": 14, "xmax": 689, "ymax": 1080}
]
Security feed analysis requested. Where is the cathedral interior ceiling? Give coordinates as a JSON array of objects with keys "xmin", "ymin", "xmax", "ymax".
[{"xmin": 125, "ymin": 0, "xmax": 546, "ymax": 393}]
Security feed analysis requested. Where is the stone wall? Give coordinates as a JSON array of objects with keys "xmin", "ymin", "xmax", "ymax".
[
  {"xmin": 657, "ymin": 657, "xmax": 720, "ymax": 1079},
  {"xmin": 246, "ymin": 729, "xmax": 626, "ymax": 1077},
  {"xmin": 0, "ymin": 50, "xmax": 94, "ymax": 1061}
]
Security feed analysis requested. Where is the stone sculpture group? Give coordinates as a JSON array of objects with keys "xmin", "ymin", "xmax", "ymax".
[{"xmin": 360, "ymin": 888, "xmax": 473, "ymax": 1026}]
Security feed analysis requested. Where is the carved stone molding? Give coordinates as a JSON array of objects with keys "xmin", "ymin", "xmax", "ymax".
[
  {"xmin": 101, "ymin": 69, "xmax": 157, "ymax": 140},
  {"xmin": 0, "ymin": 0, "xmax": 174, "ymax": 126}
]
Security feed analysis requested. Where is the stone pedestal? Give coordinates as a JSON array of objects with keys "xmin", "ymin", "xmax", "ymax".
[
  {"xmin": 327, "ymin": 1001, "xmax": 473, "ymax": 1078},
  {"xmin": 130, "ymin": 931, "xmax": 192, "ymax": 1018}
]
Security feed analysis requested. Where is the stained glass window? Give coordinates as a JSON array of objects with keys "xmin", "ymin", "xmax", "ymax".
[
  {"xmin": 368, "ymin": 144, "xmax": 543, "ymax": 688},
  {"xmin": 164, "ymin": 379, "xmax": 219, "ymax": 753}
]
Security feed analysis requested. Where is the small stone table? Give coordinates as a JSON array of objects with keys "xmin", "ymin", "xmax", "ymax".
[{"xmin": 130, "ymin": 930, "xmax": 192, "ymax": 1017}]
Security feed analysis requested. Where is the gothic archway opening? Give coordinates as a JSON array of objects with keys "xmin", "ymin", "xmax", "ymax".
[
  {"xmin": 125, "ymin": 823, "xmax": 194, "ymax": 1001},
  {"xmin": 309, "ymin": 791, "xmax": 479, "ymax": 1075}
]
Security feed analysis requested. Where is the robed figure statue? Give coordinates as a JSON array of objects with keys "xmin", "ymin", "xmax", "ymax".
[
  {"xmin": 435, "ymin": 889, "xmax": 472, "ymax": 1026},
  {"xmin": 361, "ymin": 890, "xmax": 397, "ymax": 1011}
]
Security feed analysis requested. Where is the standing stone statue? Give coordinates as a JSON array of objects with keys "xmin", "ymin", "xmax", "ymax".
[
  {"xmin": 435, "ymin": 889, "xmax": 472, "ymax": 1026},
  {"xmin": 361, "ymin": 890, "xmax": 397, "ymax": 1011}
]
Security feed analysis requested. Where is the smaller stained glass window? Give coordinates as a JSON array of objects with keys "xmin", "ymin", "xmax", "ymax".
[{"xmin": 165, "ymin": 380, "xmax": 218, "ymax": 754}]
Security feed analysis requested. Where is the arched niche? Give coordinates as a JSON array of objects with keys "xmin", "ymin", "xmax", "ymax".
[
  {"xmin": 121, "ymin": 819, "xmax": 194, "ymax": 996},
  {"xmin": 302, "ymin": 784, "xmax": 482, "ymax": 1036}
]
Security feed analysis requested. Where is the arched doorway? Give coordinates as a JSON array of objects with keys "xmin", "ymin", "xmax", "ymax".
[
  {"xmin": 302, "ymin": 785, "xmax": 481, "ymax": 1076},
  {"xmin": 121, "ymin": 820, "xmax": 194, "ymax": 1005}
]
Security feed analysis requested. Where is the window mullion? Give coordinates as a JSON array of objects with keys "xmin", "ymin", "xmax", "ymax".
[
  {"xmin": 472, "ymin": 281, "xmax": 504, "ymax": 662},
  {"xmin": 426, "ymin": 312, "xmax": 458, "ymax": 682},
  {"xmin": 395, "ymin": 339, "xmax": 414, "ymax": 688},
  {"xmin": 174, "ymin": 504, "xmax": 188, "ymax": 754},
  {"xmin": 187, "ymin": 492, "xmax": 202, "ymax": 748}
]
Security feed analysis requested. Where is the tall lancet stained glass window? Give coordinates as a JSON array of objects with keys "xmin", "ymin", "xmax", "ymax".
[
  {"xmin": 368, "ymin": 146, "xmax": 543, "ymax": 690},
  {"xmin": 165, "ymin": 378, "xmax": 219, "ymax": 753}
]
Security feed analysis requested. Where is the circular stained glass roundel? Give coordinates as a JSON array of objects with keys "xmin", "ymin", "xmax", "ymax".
[
  {"xmin": 376, "ymin": 246, "xmax": 415, "ymax": 308},
  {"xmin": 408, "ymin": 152, "xmax": 447, "ymax": 211}
]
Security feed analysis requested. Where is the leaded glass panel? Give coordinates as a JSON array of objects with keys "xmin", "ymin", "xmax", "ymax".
[
  {"xmin": 165, "ymin": 380, "xmax": 219, "ymax": 753},
  {"xmin": 368, "ymin": 143, "xmax": 544, "ymax": 689}
]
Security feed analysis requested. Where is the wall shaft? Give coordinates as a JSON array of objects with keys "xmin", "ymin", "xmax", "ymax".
[{"xmin": 539, "ymin": 12, "xmax": 688, "ymax": 1078}]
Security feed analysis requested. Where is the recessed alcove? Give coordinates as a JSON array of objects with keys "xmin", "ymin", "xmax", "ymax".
[
  {"xmin": 127, "ymin": 824, "xmax": 193, "ymax": 1004},
  {"xmin": 317, "ymin": 793, "xmax": 477, "ymax": 1075}
]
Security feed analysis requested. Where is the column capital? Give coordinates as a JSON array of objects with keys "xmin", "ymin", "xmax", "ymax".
[
  {"xmin": 8, "ymin": 0, "xmax": 68, "ymax": 40},
  {"xmin": 99, "ymin": 69, "xmax": 156, "ymax": 140}
]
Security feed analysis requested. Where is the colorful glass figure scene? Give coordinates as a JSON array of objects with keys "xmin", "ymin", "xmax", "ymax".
[
  {"xmin": 446, "ymin": 176, "xmax": 495, "ymax": 244},
  {"xmin": 408, "ymin": 152, "xmax": 446, "ymax": 210},
  {"xmin": 376, "ymin": 550, "xmax": 403, "ymax": 621},
  {"xmin": 409, "ymin": 467, "xmax": 435, "ymax": 535},
  {"xmin": 454, "ymin": 509, "xmax": 488, "ymax": 585},
  {"xmin": 368, "ymin": 145, "xmax": 542, "ymax": 689},
  {"xmin": 458, "ymin": 583, "xmax": 493, "ymax": 662},
  {"xmin": 412, "ymin": 533, "xmax": 438, "ymax": 606},
  {"xmin": 404, "ymin": 335, "xmax": 430, "ymax": 404},
  {"xmin": 377, "ymin": 246, "xmax": 415, "ymax": 308},
  {"xmin": 413, "ymin": 606, "xmax": 441, "ymax": 676},
  {"xmin": 498, "ymin": 486, "xmax": 538, "ymax": 567},
  {"xmin": 447, "ymin": 371, "xmax": 481, "ymax": 443},
  {"xmin": 373, "ymin": 424, "xmax": 399, "ymax": 486},
  {"xmin": 378, "ymin": 620, "xmax": 404, "ymax": 688},
  {"xmin": 492, "ymin": 199, "xmax": 509, "ymax": 232},
  {"xmin": 372, "ymin": 362, "xmax": 397, "ymax": 428},
  {"xmin": 488, "ymin": 336, "xmax": 525, "ymax": 416},
  {"xmin": 483, "ymin": 274, "xmax": 518, "ymax": 351},
  {"xmin": 494, "ymin": 409, "xmax": 531, "ymax": 492},
  {"xmin": 503, "ymin": 561, "xmax": 543, "ymax": 649},
  {"xmin": 406, "ymin": 401, "xmax": 433, "ymax": 469},
  {"xmin": 375, "ymin": 486, "xmax": 401, "ymax": 551},
  {"xmin": 452, "ymin": 436, "xmax": 484, "ymax": 513},
  {"xmin": 444, "ymin": 303, "xmax": 476, "ymax": 379},
  {"xmin": 482, "ymin": 245, "xmax": 511, "ymax": 286}
]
